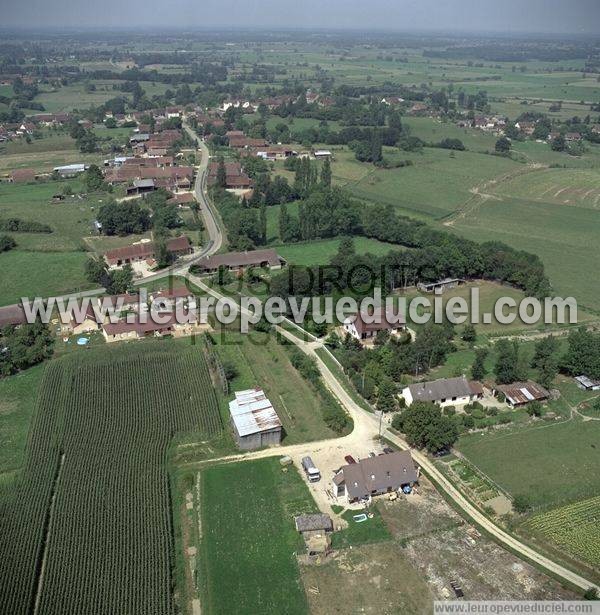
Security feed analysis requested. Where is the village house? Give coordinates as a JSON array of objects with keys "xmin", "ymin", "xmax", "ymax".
[
  {"xmin": 515, "ymin": 121, "xmax": 535, "ymax": 136},
  {"xmin": 343, "ymin": 308, "xmax": 406, "ymax": 341},
  {"xmin": 207, "ymin": 161, "xmax": 253, "ymax": 191},
  {"xmin": 0, "ymin": 303, "xmax": 28, "ymax": 329},
  {"xmin": 331, "ymin": 451, "xmax": 418, "ymax": 504},
  {"xmin": 193, "ymin": 248, "xmax": 285, "ymax": 274},
  {"xmin": 103, "ymin": 236, "xmax": 192, "ymax": 268},
  {"xmin": 68, "ymin": 302, "xmax": 100, "ymax": 336},
  {"xmin": 495, "ymin": 381, "xmax": 549, "ymax": 407},
  {"xmin": 228, "ymin": 388, "xmax": 282, "ymax": 450},
  {"xmin": 402, "ymin": 376, "xmax": 484, "ymax": 408},
  {"xmin": 380, "ymin": 96, "xmax": 404, "ymax": 106},
  {"xmin": 167, "ymin": 192, "xmax": 196, "ymax": 207},
  {"xmin": 313, "ymin": 149, "xmax": 332, "ymax": 159},
  {"xmin": 252, "ymin": 145, "xmax": 298, "ymax": 161}
]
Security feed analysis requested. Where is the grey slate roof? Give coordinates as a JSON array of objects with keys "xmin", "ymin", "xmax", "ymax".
[
  {"xmin": 294, "ymin": 514, "xmax": 333, "ymax": 533},
  {"xmin": 405, "ymin": 376, "xmax": 480, "ymax": 403},
  {"xmin": 336, "ymin": 451, "xmax": 418, "ymax": 502}
]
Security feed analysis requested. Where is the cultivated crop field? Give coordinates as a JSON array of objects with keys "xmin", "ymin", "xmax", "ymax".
[
  {"xmin": 198, "ymin": 457, "xmax": 317, "ymax": 615},
  {"xmin": 456, "ymin": 418, "xmax": 600, "ymax": 510},
  {"xmin": 524, "ymin": 496, "xmax": 600, "ymax": 568},
  {"xmin": 0, "ymin": 341, "xmax": 222, "ymax": 615}
]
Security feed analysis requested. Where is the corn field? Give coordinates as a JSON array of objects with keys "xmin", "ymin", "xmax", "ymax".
[
  {"xmin": 525, "ymin": 495, "xmax": 600, "ymax": 567},
  {"xmin": 0, "ymin": 342, "xmax": 222, "ymax": 615}
]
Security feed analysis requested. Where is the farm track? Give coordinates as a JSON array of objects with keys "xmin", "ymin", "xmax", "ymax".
[
  {"xmin": 147, "ymin": 139, "xmax": 599, "ymax": 595},
  {"xmin": 444, "ymin": 163, "xmax": 547, "ymax": 226}
]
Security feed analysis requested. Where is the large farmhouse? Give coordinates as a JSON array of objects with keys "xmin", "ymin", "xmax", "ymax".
[
  {"xmin": 331, "ymin": 451, "xmax": 418, "ymax": 504},
  {"xmin": 343, "ymin": 308, "xmax": 406, "ymax": 341},
  {"xmin": 103, "ymin": 236, "xmax": 192, "ymax": 268},
  {"xmin": 402, "ymin": 376, "xmax": 484, "ymax": 408},
  {"xmin": 229, "ymin": 388, "xmax": 282, "ymax": 450},
  {"xmin": 193, "ymin": 248, "xmax": 285, "ymax": 274}
]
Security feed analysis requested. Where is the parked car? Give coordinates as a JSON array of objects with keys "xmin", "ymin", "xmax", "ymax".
[
  {"xmin": 383, "ymin": 447, "xmax": 394, "ymax": 454},
  {"xmin": 344, "ymin": 455, "xmax": 356, "ymax": 465},
  {"xmin": 369, "ymin": 451, "xmax": 377, "ymax": 458}
]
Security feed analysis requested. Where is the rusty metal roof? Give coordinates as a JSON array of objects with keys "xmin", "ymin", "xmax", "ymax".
[{"xmin": 229, "ymin": 388, "xmax": 282, "ymax": 437}]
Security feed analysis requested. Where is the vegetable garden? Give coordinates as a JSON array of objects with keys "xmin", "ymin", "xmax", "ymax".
[{"xmin": 0, "ymin": 341, "xmax": 221, "ymax": 614}]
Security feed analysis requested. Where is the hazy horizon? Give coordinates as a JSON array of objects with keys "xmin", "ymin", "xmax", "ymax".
[{"xmin": 1, "ymin": 0, "xmax": 599, "ymax": 35}]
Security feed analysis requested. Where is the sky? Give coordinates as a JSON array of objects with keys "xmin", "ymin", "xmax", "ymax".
[{"xmin": 1, "ymin": 0, "xmax": 599, "ymax": 34}]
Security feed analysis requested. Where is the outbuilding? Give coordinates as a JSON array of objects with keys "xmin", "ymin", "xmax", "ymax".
[{"xmin": 229, "ymin": 388, "xmax": 282, "ymax": 450}]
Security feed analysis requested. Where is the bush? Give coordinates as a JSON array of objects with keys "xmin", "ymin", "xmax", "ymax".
[
  {"xmin": 498, "ymin": 414, "xmax": 512, "ymax": 424},
  {"xmin": 221, "ymin": 360, "xmax": 238, "ymax": 382},
  {"xmin": 0, "ymin": 234, "xmax": 17, "ymax": 252},
  {"xmin": 486, "ymin": 406, "xmax": 498, "ymax": 416},
  {"xmin": 513, "ymin": 494, "xmax": 532, "ymax": 514}
]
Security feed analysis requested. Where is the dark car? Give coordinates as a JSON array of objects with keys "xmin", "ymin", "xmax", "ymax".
[
  {"xmin": 344, "ymin": 455, "xmax": 357, "ymax": 465},
  {"xmin": 383, "ymin": 447, "xmax": 394, "ymax": 454}
]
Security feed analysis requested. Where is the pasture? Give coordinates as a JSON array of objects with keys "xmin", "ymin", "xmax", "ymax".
[
  {"xmin": 0, "ymin": 365, "xmax": 44, "ymax": 491},
  {"xmin": 0, "ymin": 340, "xmax": 222, "ymax": 615},
  {"xmin": 198, "ymin": 457, "xmax": 316, "ymax": 615},
  {"xmin": 0, "ymin": 250, "xmax": 93, "ymax": 306},
  {"xmin": 273, "ymin": 236, "xmax": 402, "ymax": 266},
  {"xmin": 448, "ymin": 169, "xmax": 600, "ymax": 311},
  {"xmin": 456, "ymin": 418, "xmax": 600, "ymax": 510}
]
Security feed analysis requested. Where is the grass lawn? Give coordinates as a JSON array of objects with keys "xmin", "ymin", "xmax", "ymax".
[
  {"xmin": 330, "ymin": 507, "xmax": 391, "ymax": 549},
  {"xmin": 198, "ymin": 458, "xmax": 317, "ymax": 615},
  {"xmin": 456, "ymin": 418, "xmax": 600, "ymax": 510},
  {"xmin": 212, "ymin": 330, "xmax": 342, "ymax": 444},
  {"xmin": 397, "ymin": 280, "xmax": 593, "ymax": 336},
  {"xmin": 273, "ymin": 237, "xmax": 402, "ymax": 266},
  {"xmin": 0, "ymin": 250, "xmax": 93, "ymax": 306},
  {"xmin": 0, "ymin": 365, "xmax": 44, "ymax": 492}
]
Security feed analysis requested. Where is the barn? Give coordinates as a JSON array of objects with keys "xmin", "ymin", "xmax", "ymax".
[{"xmin": 229, "ymin": 388, "xmax": 282, "ymax": 450}]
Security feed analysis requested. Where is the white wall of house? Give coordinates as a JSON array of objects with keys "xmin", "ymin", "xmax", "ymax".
[{"xmin": 402, "ymin": 388, "xmax": 475, "ymax": 408}]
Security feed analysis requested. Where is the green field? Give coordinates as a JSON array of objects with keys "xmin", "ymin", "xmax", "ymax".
[
  {"xmin": 198, "ymin": 457, "xmax": 317, "ymax": 615},
  {"xmin": 449, "ymin": 172, "xmax": 600, "ymax": 311},
  {"xmin": 456, "ymin": 418, "xmax": 600, "ymax": 510},
  {"xmin": 273, "ymin": 237, "xmax": 402, "ymax": 266},
  {"xmin": 0, "ymin": 365, "xmax": 44, "ymax": 490},
  {"xmin": 0, "ymin": 341, "xmax": 222, "ymax": 614},
  {"xmin": 0, "ymin": 250, "xmax": 93, "ymax": 306},
  {"xmin": 524, "ymin": 496, "xmax": 600, "ymax": 569}
]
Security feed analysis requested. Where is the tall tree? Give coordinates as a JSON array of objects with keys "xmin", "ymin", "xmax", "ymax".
[
  {"xmin": 471, "ymin": 348, "xmax": 488, "ymax": 381},
  {"xmin": 320, "ymin": 157, "xmax": 332, "ymax": 189},
  {"xmin": 216, "ymin": 157, "xmax": 227, "ymax": 188},
  {"xmin": 259, "ymin": 203, "xmax": 267, "ymax": 245}
]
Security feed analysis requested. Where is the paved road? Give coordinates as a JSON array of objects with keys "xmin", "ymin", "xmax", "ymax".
[
  {"xmin": 134, "ymin": 125, "xmax": 223, "ymax": 287},
  {"xmin": 160, "ymin": 138, "xmax": 598, "ymax": 594},
  {"xmin": 182, "ymin": 274, "xmax": 599, "ymax": 594}
]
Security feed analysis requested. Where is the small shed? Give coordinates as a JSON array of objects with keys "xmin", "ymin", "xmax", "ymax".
[{"xmin": 294, "ymin": 514, "xmax": 333, "ymax": 534}]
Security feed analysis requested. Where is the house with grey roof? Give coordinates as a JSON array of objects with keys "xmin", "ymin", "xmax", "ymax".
[
  {"xmin": 402, "ymin": 376, "xmax": 483, "ymax": 408},
  {"xmin": 331, "ymin": 451, "xmax": 418, "ymax": 504}
]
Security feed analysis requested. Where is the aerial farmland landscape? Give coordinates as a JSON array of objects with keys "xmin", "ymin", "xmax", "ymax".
[{"xmin": 0, "ymin": 1, "xmax": 600, "ymax": 614}]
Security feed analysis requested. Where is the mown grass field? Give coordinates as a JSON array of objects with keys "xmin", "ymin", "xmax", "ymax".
[
  {"xmin": 0, "ymin": 250, "xmax": 93, "ymax": 306},
  {"xmin": 0, "ymin": 365, "xmax": 44, "ymax": 491},
  {"xmin": 0, "ymin": 340, "xmax": 222, "ymax": 614},
  {"xmin": 397, "ymin": 280, "xmax": 594, "ymax": 336},
  {"xmin": 456, "ymin": 418, "xmax": 600, "ymax": 510},
  {"xmin": 198, "ymin": 457, "xmax": 317, "ymax": 615},
  {"xmin": 273, "ymin": 236, "xmax": 402, "ymax": 266},
  {"xmin": 449, "ymin": 172, "xmax": 600, "ymax": 311}
]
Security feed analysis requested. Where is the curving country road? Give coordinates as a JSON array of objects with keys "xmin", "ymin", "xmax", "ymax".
[
  {"xmin": 134, "ymin": 124, "xmax": 224, "ymax": 286},
  {"xmin": 180, "ymin": 278, "xmax": 599, "ymax": 594},
  {"xmin": 144, "ymin": 123, "xmax": 598, "ymax": 594}
]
